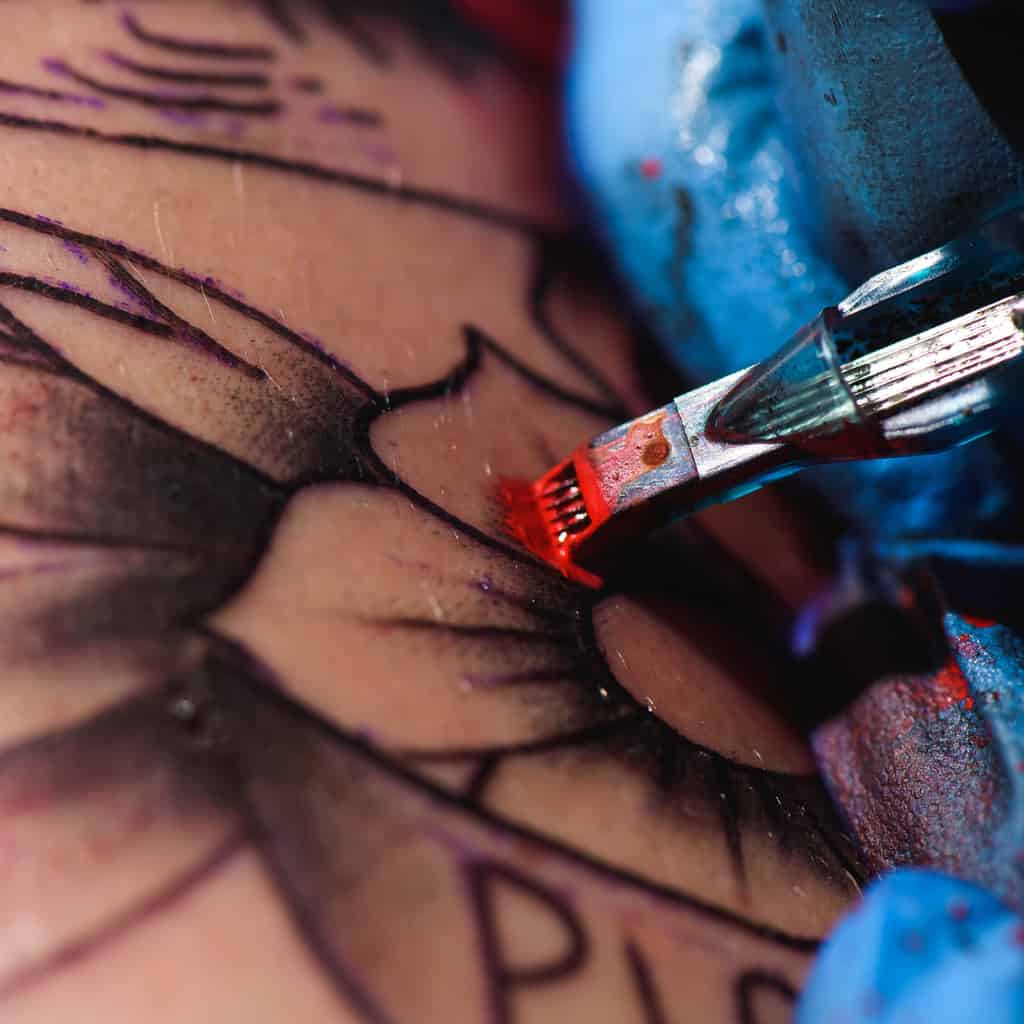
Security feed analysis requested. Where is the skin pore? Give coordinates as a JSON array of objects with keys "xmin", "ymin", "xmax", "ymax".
[{"xmin": 0, "ymin": 3, "xmax": 863, "ymax": 1021}]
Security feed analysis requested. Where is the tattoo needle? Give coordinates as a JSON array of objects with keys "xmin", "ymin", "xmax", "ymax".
[{"xmin": 499, "ymin": 203, "xmax": 1024, "ymax": 586}]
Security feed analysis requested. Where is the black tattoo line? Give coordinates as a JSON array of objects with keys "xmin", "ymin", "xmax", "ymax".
[
  {"xmin": 257, "ymin": 0, "xmax": 309, "ymax": 45},
  {"xmin": 44, "ymin": 60, "xmax": 281, "ymax": 117},
  {"xmin": 100, "ymin": 51, "xmax": 272, "ymax": 89},
  {"xmin": 735, "ymin": 969, "xmax": 798, "ymax": 1024},
  {"xmin": 239, "ymin": 657, "xmax": 824, "ymax": 952},
  {"xmin": 0, "ymin": 202, "xmax": 863, "ymax": 907},
  {"xmin": 0, "ymin": 111, "xmax": 545, "ymax": 234},
  {"xmin": 465, "ymin": 858, "xmax": 589, "ymax": 1024},
  {"xmin": 0, "ymin": 13, "xmax": 850, "ymax": 1010},
  {"xmin": 0, "ymin": 76, "xmax": 103, "ymax": 109},
  {"xmin": 0, "ymin": 833, "xmax": 245, "ymax": 1001},
  {"xmin": 625, "ymin": 941, "xmax": 669, "ymax": 1024},
  {"xmin": 121, "ymin": 11, "xmax": 277, "ymax": 62},
  {"xmin": 245, "ymin": 796, "xmax": 394, "ymax": 1024}
]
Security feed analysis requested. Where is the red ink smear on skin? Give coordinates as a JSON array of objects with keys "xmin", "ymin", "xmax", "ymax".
[
  {"xmin": 639, "ymin": 157, "xmax": 663, "ymax": 180},
  {"xmin": 455, "ymin": 0, "xmax": 568, "ymax": 72},
  {"xmin": 961, "ymin": 614, "xmax": 998, "ymax": 629}
]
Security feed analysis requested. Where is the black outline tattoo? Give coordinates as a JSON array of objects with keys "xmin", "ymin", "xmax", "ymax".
[
  {"xmin": 625, "ymin": 941, "xmax": 669, "ymax": 1024},
  {"xmin": 43, "ymin": 60, "xmax": 282, "ymax": 116},
  {"xmin": 736, "ymin": 970, "xmax": 800, "ymax": 1024},
  {"xmin": 0, "ymin": 4, "xmax": 863, "ymax": 1020},
  {"xmin": 99, "ymin": 51, "xmax": 272, "ymax": 88},
  {"xmin": 121, "ymin": 10, "xmax": 277, "ymax": 61}
]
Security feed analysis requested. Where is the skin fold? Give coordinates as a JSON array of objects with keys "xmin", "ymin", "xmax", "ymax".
[{"xmin": 0, "ymin": 3, "xmax": 863, "ymax": 1021}]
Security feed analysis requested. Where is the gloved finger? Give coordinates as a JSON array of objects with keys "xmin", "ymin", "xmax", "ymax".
[{"xmin": 797, "ymin": 869, "xmax": 1024, "ymax": 1024}]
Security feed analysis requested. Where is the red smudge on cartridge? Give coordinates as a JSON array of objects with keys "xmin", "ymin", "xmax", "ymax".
[{"xmin": 497, "ymin": 412, "xmax": 676, "ymax": 587}]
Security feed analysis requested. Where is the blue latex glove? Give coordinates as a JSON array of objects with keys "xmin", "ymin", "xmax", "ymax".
[
  {"xmin": 567, "ymin": 0, "xmax": 1024, "ymax": 538},
  {"xmin": 797, "ymin": 870, "xmax": 1024, "ymax": 1023},
  {"xmin": 566, "ymin": 1, "xmax": 1024, "ymax": 1018}
]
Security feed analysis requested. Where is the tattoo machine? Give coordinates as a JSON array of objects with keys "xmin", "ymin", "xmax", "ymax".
[{"xmin": 502, "ymin": 202, "xmax": 1024, "ymax": 584}]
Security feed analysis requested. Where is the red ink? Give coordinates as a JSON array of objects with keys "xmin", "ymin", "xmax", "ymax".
[
  {"xmin": 497, "ymin": 473, "xmax": 603, "ymax": 589},
  {"xmin": 948, "ymin": 900, "xmax": 970, "ymax": 922},
  {"xmin": 961, "ymin": 614, "xmax": 998, "ymax": 629},
  {"xmin": 954, "ymin": 632, "xmax": 984, "ymax": 659},
  {"xmin": 455, "ymin": 0, "xmax": 567, "ymax": 71},
  {"xmin": 639, "ymin": 157, "xmax": 663, "ymax": 180},
  {"xmin": 931, "ymin": 659, "xmax": 973, "ymax": 711},
  {"xmin": 1014, "ymin": 924, "xmax": 1024, "ymax": 947},
  {"xmin": 588, "ymin": 412, "xmax": 670, "ymax": 507}
]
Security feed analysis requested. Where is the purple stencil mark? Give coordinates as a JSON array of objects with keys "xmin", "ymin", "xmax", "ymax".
[
  {"xmin": 107, "ymin": 269, "xmax": 154, "ymax": 316},
  {"xmin": 55, "ymin": 279, "xmax": 90, "ymax": 297},
  {"xmin": 201, "ymin": 274, "xmax": 246, "ymax": 302},
  {"xmin": 99, "ymin": 256, "xmax": 262, "ymax": 376},
  {"xmin": 62, "ymin": 240, "xmax": 89, "ymax": 265},
  {"xmin": 40, "ymin": 57, "xmax": 70, "ymax": 78},
  {"xmin": 318, "ymin": 103, "xmax": 382, "ymax": 127},
  {"xmin": 363, "ymin": 141, "xmax": 399, "ymax": 168},
  {"xmin": 102, "ymin": 49, "xmax": 132, "ymax": 70},
  {"xmin": 158, "ymin": 107, "xmax": 207, "ymax": 128},
  {"xmin": 0, "ymin": 75, "xmax": 105, "ymax": 110},
  {"xmin": 298, "ymin": 329, "xmax": 327, "ymax": 352},
  {"xmin": 290, "ymin": 75, "xmax": 324, "ymax": 94},
  {"xmin": 45, "ymin": 60, "xmax": 280, "ymax": 117}
]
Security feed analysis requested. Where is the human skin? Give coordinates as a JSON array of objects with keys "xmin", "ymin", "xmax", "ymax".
[{"xmin": 0, "ymin": 3, "xmax": 862, "ymax": 1021}]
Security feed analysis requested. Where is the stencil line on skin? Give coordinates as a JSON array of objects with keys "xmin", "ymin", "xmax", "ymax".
[
  {"xmin": 99, "ymin": 50, "xmax": 273, "ymax": 89},
  {"xmin": 121, "ymin": 11, "xmax": 278, "ymax": 62},
  {"xmin": 0, "ymin": 202, "xmax": 863, "ymax": 909},
  {"xmin": 0, "ymin": 109, "xmax": 546, "ymax": 232},
  {"xmin": 0, "ymin": 77, "xmax": 104, "ymax": 109},
  {"xmin": 0, "ymin": 9, "xmax": 849, "ymax": 1010},
  {"xmin": 0, "ymin": 220, "xmax": 819, "ymax": 1022},
  {"xmin": 256, "ymin": 0, "xmax": 308, "ymax": 46},
  {"xmin": 625, "ymin": 940, "xmax": 670, "ymax": 1024},
  {"xmin": 218, "ymin": 634, "xmax": 827, "ymax": 952},
  {"xmin": 296, "ymin": 338, "xmax": 866, "ymax": 894},
  {"xmin": 0, "ymin": 832, "xmax": 245, "ymax": 1001},
  {"xmin": 0, "ymin": 13, "xmax": 624, "ymax": 412},
  {"xmin": 42, "ymin": 59, "xmax": 282, "ymax": 117}
]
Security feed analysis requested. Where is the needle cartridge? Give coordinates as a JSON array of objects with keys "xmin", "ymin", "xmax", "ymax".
[{"xmin": 501, "ymin": 204, "xmax": 1024, "ymax": 584}]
